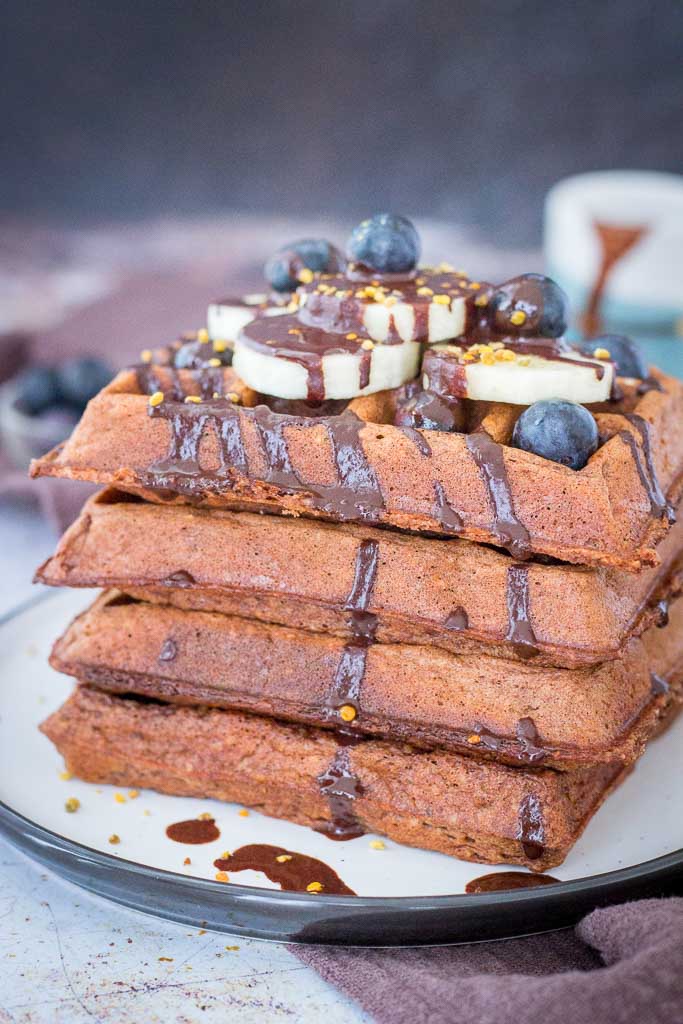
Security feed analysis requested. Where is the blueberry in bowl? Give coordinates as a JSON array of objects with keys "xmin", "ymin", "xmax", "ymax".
[
  {"xmin": 347, "ymin": 213, "xmax": 421, "ymax": 274},
  {"xmin": 56, "ymin": 357, "xmax": 113, "ymax": 410},
  {"xmin": 0, "ymin": 356, "xmax": 114, "ymax": 467},
  {"xmin": 512, "ymin": 399, "xmax": 598, "ymax": 470}
]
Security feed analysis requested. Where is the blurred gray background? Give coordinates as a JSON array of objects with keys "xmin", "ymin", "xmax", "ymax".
[{"xmin": 3, "ymin": 0, "xmax": 682, "ymax": 245}]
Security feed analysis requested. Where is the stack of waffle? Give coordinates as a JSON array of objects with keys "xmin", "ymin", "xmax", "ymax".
[{"xmin": 33, "ymin": 223, "xmax": 683, "ymax": 874}]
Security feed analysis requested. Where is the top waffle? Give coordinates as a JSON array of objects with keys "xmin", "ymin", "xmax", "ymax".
[{"xmin": 31, "ymin": 216, "xmax": 683, "ymax": 571}]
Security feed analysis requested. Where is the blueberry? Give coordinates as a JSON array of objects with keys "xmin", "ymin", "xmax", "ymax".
[
  {"xmin": 13, "ymin": 366, "xmax": 61, "ymax": 415},
  {"xmin": 577, "ymin": 334, "xmax": 647, "ymax": 380},
  {"xmin": 394, "ymin": 390, "xmax": 464, "ymax": 433},
  {"xmin": 56, "ymin": 357, "xmax": 113, "ymax": 409},
  {"xmin": 174, "ymin": 340, "xmax": 232, "ymax": 369},
  {"xmin": 512, "ymin": 399, "xmax": 598, "ymax": 470},
  {"xmin": 492, "ymin": 274, "xmax": 567, "ymax": 338},
  {"xmin": 347, "ymin": 213, "xmax": 420, "ymax": 274},
  {"xmin": 264, "ymin": 239, "xmax": 342, "ymax": 292}
]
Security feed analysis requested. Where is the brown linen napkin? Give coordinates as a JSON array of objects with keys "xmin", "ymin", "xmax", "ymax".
[{"xmin": 292, "ymin": 899, "xmax": 683, "ymax": 1024}]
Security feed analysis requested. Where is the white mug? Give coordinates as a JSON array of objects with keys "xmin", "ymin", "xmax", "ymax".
[{"xmin": 544, "ymin": 170, "xmax": 683, "ymax": 337}]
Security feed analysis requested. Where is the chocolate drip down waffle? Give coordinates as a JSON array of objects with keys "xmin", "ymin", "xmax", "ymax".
[{"xmin": 32, "ymin": 215, "xmax": 683, "ymax": 879}]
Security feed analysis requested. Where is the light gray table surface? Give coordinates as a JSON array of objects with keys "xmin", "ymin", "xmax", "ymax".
[{"xmin": 0, "ymin": 498, "xmax": 367, "ymax": 1024}]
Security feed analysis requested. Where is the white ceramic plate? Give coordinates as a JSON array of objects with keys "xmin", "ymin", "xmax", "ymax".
[{"xmin": 1, "ymin": 589, "xmax": 682, "ymax": 945}]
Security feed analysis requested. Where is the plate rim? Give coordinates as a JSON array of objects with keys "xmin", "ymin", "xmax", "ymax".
[
  {"xmin": 2, "ymin": 794, "xmax": 683, "ymax": 909},
  {"xmin": 2, "ymin": 587, "xmax": 683, "ymax": 943}
]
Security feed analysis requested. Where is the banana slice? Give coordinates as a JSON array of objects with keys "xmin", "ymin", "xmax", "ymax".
[
  {"xmin": 298, "ymin": 267, "xmax": 491, "ymax": 344},
  {"xmin": 422, "ymin": 343, "xmax": 614, "ymax": 405},
  {"xmin": 234, "ymin": 313, "xmax": 421, "ymax": 401},
  {"xmin": 207, "ymin": 294, "xmax": 290, "ymax": 342}
]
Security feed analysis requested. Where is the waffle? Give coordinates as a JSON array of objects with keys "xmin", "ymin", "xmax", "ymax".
[
  {"xmin": 41, "ymin": 684, "xmax": 627, "ymax": 872},
  {"xmin": 37, "ymin": 489, "xmax": 683, "ymax": 668},
  {"xmin": 49, "ymin": 589, "xmax": 683, "ymax": 770},
  {"xmin": 31, "ymin": 364, "xmax": 683, "ymax": 570}
]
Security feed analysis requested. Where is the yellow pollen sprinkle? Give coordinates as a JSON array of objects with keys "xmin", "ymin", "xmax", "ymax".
[
  {"xmin": 184, "ymin": 395, "xmax": 202, "ymax": 403},
  {"xmin": 339, "ymin": 704, "xmax": 357, "ymax": 722},
  {"xmin": 481, "ymin": 351, "xmax": 496, "ymax": 366},
  {"xmin": 238, "ymin": 809, "xmax": 249, "ymax": 817},
  {"xmin": 474, "ymin": 294, "xmax": 489, "ymax": 307},
  {"xmin": 346, "ymin": 332, "xmax": 358, "ymax": 340},
  {"xmin": 462, "ymin": 352, "xmax": 476, "ymax": 362},
  {"xmin": 64, "ymin": 797, "xmax": 80, "ymax": 813},
  {"xmin": 384, "ymin": 296, "xmax": 398, "ymax": 307},
  {"xmin": 518, "ymin": 356, "xmax": 531, "ymax": 366},
  {"xmin": 458, "ymin": 279, "xmax": 469, "ymax": 288},
  {"xmin": 276, "ymin": 854, "xmax": 293, "ymax": 863},
  {"xmin": 416, "ymin": 277, "xmax": 426, "ymax": 286},
  {"xmin": 438, "ymin": 261, "xmax": 455, "ymax": 272},
  {"xmin": 510, "ymin": 310, "xmax": 527, "ymax": 326},
  {"xmin": 114, "ymin": 793, "xmax": 126, "ymax": 804},
  {"xmin": 227, "ymin": 392, "xmax": 240, "ymax": 403},
  {"xmin": 213, "ymin": 339, "xmax": 228, "ymax": 353},
  {"xmin": 140, "ymin": 349, "xmax": 153, "ymax": 363},
  {"xmin": 369, "ymin": 839, "xmax": 386, "ymax": 850},
  {"xmin": 500, "ymin": 349, "xmax": 517, "ymax": 362},
  {"xmin": 148, "ymin": 391, "xmax": 164, "ymax": 407},
  {"xmin": 467, "ymin": 733, "xmax": 481, "ymax": 744},
  {"xmin": 212, "ymin": 391, "xmax": 220, "ymax": 399},
  {"xmin": 593, "ymin": 347, "xmax": 611, "ymax": 360},
  {"xmin": 297, "ymin": 268, "xmax": 314, "ymax": 284},
  {"xmin": 288, "ymin": 327, "xmax": 301, "ymax": 334},
  {"xmin": 361, "ymin": 339, "xmax": 375, "ymax": 351},
  {"xmin": 470, "ymin": 282, "xmax": 481, "ymax": 290},
  {"xmin": 197, "ymin": 328, "xmax": 210, "ymax": 343},
  {"xmin": 109, "ymin": 834, "xmax": 120, "ymax": 845},
  {"xmin": 198, "ymin": 812, "xmax": 213, "ymax": 820},
  {"xmin": 207, "ymin": 358, "xmax": 221, "ymax": 367},
  {"xmin": 417, "ymin": 286, "xmax": 434, "ymax": 296},
  {"xmin": 335, "ymin": 289, "xmax": 351, "ymax": 298},
  {"xmin": 306, "ymin": 881, "xmax": 324, "ymax": 893},
  {"xmin": 220, "ymin": 850, "xmax": 231, "ymax": 859},
  {"xmin": 127, "ymin": 790, "xmax": 140, "ymax": 799},
  {"xmin": 433, "ymin": 294, "xmax": 451, "ymax": 306},
  {"xmin": 215, "ymin": 871, "xmax": 230, "ymax": 883},
  {"xmin": 59, "ymin": 770, "xmax": 73, "ymax": 781},
  {"xmin": 354, "ymin": 289, "xmax": 366, "ymax": 298}
]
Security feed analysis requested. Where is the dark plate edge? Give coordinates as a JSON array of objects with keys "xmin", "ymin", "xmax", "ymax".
[{"xmin": 1, "ymin": 590, "xmax": 683, "ymax": 944}]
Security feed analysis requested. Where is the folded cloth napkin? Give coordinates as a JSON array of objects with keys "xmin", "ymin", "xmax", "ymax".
[{"xmin": 293, "ymin": 898, "xmax": 683, "ymax": 1024}]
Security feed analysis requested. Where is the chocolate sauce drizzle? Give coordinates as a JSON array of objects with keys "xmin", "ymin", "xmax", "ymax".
[
  {"xmin": 166, "ymin": 817, "xmax": 220, "ymax": 844},
  {"xmin": 650, "ymin": 672, "xmax": 669, "ymax": 696},
  {"xmin": 655, "ymin": 598, "xmax": 670, "ymax": 628},
  {"xmin": 445, "ymin": 607, "xmax": 469, "ymax": 630},
  {"xmin": 505, "ymin": 564, "xmax": 539, "ymax": 658},
  {"xmin": 515, "ymin": 717, "xmax": 546, "ymax": 762},
  {"xmin": 517, "ymin": 793, "xmax": 545, "ymax": 861},
  {"xmin": 433, "ymin": 480, "xmax": 463, "ymax": 533},
  {"xmin": 401, "ymin": 425, "xmax": 433, "ymax": 458},
  {"xmin": 621, "ymin": 414, "xmax": 675, "ymax": 523},
  {"xmin": 466, "ymin": 431, "xmax": 531, "ymax": 558},
  {"xmin": 162, "ymin": 570, "xmax": 197, "ymax": 587},
  {"xmin": 316, "ymin": 735, "xmax": 365, "ymax": 841},
  {"xmin": 469, "ymin": 717, "xmax": 547, "ymax": 766},
  {"xmin": 147, "ymin": 399, "xmax": 385, "ymax": 522},
  {"xmin": 213, "ymin": 844, "xmax": 355, "ymax": 896},
  {"xmin": 466, "ymin": 871, "xmax": 559, "ymax": 894},
  {"xmin": 158, "ymin": 638, "xmax": 178, "ymax": 662},
  {"xmin": 325, "ymin": 539, "xmax": 380, "ymax": 720}
]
